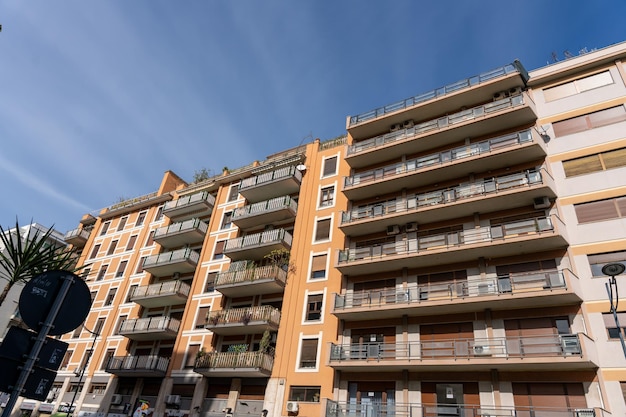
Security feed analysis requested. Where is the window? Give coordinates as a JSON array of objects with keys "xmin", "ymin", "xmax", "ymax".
[
  {"xmin": 72, "ymin": 326, "xmax": 82, "ymax": 338},
  {"xmin": 154, "ymin": 206, "xmax": 164, "ymax": 221},
  {"xmin": 102, "ymin": 349, "xmax": 115, "ymax": 370},
  {"xmin": 78, "ymin": 349, "xmax": 93, "ymax": 372},
  {"xmin": 314, "ymin": 218, "xmax": 331, "ymax": 242},
  {"xmin": 89, "ymin": 244, "xmax": 101, "ymax": 259},
  {"xmin": 306, "ymin": 294, "xmax": 323, "ymax": 321},
  {"xmin": 89, "ymin": 383, "xmax": 107, "ymax": 395},
  {"xmin": 100, "ymin": 221, "xmax": 110, "ymax": 236},
  {"xmin": 136, "ymin": 256, "xmax": 146, "ymax": 274},
  {"xmin": 205, "ymin": 272, "xmax": 217, "ymax": 292},
  {"xmin": 588, "ymin": 251, "xmax": 626, "ymax": 277},
  {"xmin": 82, "ymin": 268, "xmax": 91, "ymax": 280},
  {"xmin": 228, "ymin": 184, "xmax": 240, "ymax": 202},
  {"xmin": 127, "ymin": 285, "xmax": 138, "ymax": 302},
  {"xmin": 145, "ymin": 230, "xmax": 155, "ymax": 246},
  {"xmin": 117, "ymin": 216, "xmax": 128, "ymax": 231},
  {"xmin": 94, "ymin": 318, "xmax": 106, "ymax": 335},
  {"xmin": 126, "ymin": 235, "xmax": 137, "ymax": 251},
  {"xmin": 185, "ymin": 345, "xmax": 201, "ymax": 368},
  {"xmin": 68, "ymin": 383, "xmax": 83, "ymax": 393},
  {"xmin": 96, "ymin": 265, "xmax": 108, "ymax": 281},
  {"xmin": 563, "ymin": 147, "xmax": 626, "ymax": 177},
  {"xmin": 116, "ymin": 315, "xmax": 127, "ymax": 334},
  {"xmin": 289, "ymin": 386, "xmax": 321, "ymax": 402},
  {"xmin": 310, "ymin": 254, "xmax": 327, "ymax": 280},
  {"xmin": 213, "ymin": 240, "xmax": 226, "ymax": 260},
  {"xmin": 574, "ymin": 196, "xmax": 626, "ymax": 223},
  {"xmin": 299, "ymin": 338, "xmax": 319, "ymax": 369},
  {"xmin": 90, "ymin": 291, "xmax": 97, "ymax": 303},
  {"xmin": 61, "ymin": 350, "xmax": 72, "ymax": 369},
  {"xmin": 553, "ymin": 105, "xmax": 626, "ymax": 137},
  {"xmin": 196, "ymin": 306, "xmax": 210, "ymax": 329},
  {"xmin": 221, "ymin": 211, "xmax": 233, "ymax": 229},
  {"xmin": 603, "ymin": 312, "xmax": 626, "ymax": 339},
  {"xmin": 105, "ymin": 288, "xmax": 117, "ymax": 306},
  {"xmin": 107, "ymin": 240, "xmax": 118, "ymax": 255},
  {"xmin": 319, "ymin": 186, "xmax": 335, "ymax": 208},
  {"xmin": 136, "ymin": 211, "xmax": 147, "ymax": 227},
  {"xmin": 116, "ymin": 260, "xmax": 128, "ymax": 278},
  {"xmin": 544, "ymin": 70, "xmax": 613, "ymax": 101},
  {"xmin": 322, "ymin": 156, "xmax": 338, "ymax": 177}
]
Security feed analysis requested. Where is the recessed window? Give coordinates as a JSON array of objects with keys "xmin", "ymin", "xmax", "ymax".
[
  {"xmin": 588, "ymin": 251, "xmax": 626, "ymax": 277},
  {"xmin": 126, "ymin": 235, "xmax": 137, "ymax": 251},
  {"xmin": 221, "ymin": 212, "xmax": 233, "ymax": 229},
  {"xmin": 289, "ymin": 386, "xmax": 321, "ymax": 402},
  {"xmin": 135, "ymin": 256, "xmax": 146, "ymax": 274},
  {"xmin": 100, "ymin": 221, "xmax": 110, "ymax": 236},
  {"xmin": 89, "ymin": 244, "xmax": 101, "ymax": 259},
  {"xmin": 116, "ymin": 260, "xmax": 128, "ymax": 278},
  {"xmin": 107, "ymin": 240, "xmax": 118, "ymax": 255},
  {"xmin": 306, "ymin": 294, "xmax": 323, "ymax": 321},
  {"xmin": 322, "ymin": 156, "xmax": 338, "ymax": 177},
  {"xmin": 127, "ymin": 285, "xmax": 138, "ymax": 302},
  {"xmin": 314, "ymin": 218, "xmax": 331, "ymax": 242},
  {"xmin": 228, "ymin": 184, "xmax": 240, "ymax": 202},
  {"xmin": 604, "ymin": 312, "xmax": 626, "ymax": 339},
  {"xmin": 563, "ymin": 147, "xmax": 626, "ymax": 177},
  {"xmin": 145, "ymin": 230, "xmax": 155, "ymax": 246},
  {"xmin": 298, "ymin": 338, "xmax": 319, "ymax": 369},
  {"xmin": 185, "ymin": 345, "xmax": 201, "ymax": 368},
  {"xmin": 116, "ymin": 315, "xmax": 127, "ymax": 334},
  {"xmin": 136, "ymin": 211, "xmax": 147, "ymax": 227},
  {"xmin": 196, "ymin": 306, "xmax": 210, "ymax": 329},
  {"xmin": 213, "ymin": 241, "xmax": 226, "ymax": 260},
  {"xmin": 96, "ymin": 265, "xmax": 108, "ymax": 281},
  {"xmin": 544, "ymin": 70, "xmax": 613, "ymax": 102},
  {"xmin": 553, "ymin": 105, "xmax": 626, "ymax": 137},
  {"xmin": 205, "ymin": 272, "xmax": 217, "ymax": 292},
  {"xmin": 93, "ymin": 318, "xmax": 106, "ymax": 335},
  {"xmin": 574, "ymin": 196, "xmax": 626, "ymax": 223},
  {"xmin": 319, "ymin": 186, "xmax": 335, "ymax": 208},
  {"xmin": 104, "ymin": 288, "xmax": 117, "ymax": 306},
  {"xmin": 117, "ymin": 216, "xmax": 128, "ymax": 231},
  {"xmin": 310, "ymin": 254, "xmax": 327, "ymax": 280},
  {"xmin": 154, "ymin": 206, "xmax": 164, "ymax": 221},
  {"xmin": 101, "ymin": 349, "xmax": 115, "ymax": 370}
]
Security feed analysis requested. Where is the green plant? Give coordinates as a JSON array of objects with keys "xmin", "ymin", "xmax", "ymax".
[
  {"xmin": 193, "ymin": 168, "xmax": 211, "ymax": 183},
  {"xmin": 263, "ymin": 249, "xmax": 296, "ymax": 274}
]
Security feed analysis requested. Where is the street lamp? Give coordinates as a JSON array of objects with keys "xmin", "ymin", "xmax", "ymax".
[
  {"xmin": 67, "ymin": 325, "xmax": 100, "ymax": 417},
  {"xmin": 603, "ymin": 262, "xmax": 626, "ymax": 358}
]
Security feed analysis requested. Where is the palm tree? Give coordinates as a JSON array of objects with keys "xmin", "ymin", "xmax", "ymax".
[{"xmin": 0, "ymin": 220, "xmax": 85, "ymax": 307}]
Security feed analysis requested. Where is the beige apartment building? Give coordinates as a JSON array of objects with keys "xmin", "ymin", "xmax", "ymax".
[{"xmin": 7, "ymin": 41, "xmax": 626, "ymax": 417}]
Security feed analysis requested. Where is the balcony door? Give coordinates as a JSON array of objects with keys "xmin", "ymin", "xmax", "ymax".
[
  {"xmin": 421, "ymin": 382, "xmax": 479, "ymax": 416},
  {"xmin": 420, "ymin": 322, "xmax": 473, "ymax": 358},
  {"xmin": 350, "ymin": 327, "xmax": 395, "ymax": 360},
  {"xmin": 348, "ymin": 381, "xmax": 395, "ymax": 417}
]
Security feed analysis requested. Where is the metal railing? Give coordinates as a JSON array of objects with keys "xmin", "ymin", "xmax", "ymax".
[
  {"xmin": 325, "ymin": 400, "xmax": 601, "ymax": 417},
  {"xmin": 225, "ymin": 229, "xmax": 293, "ymax": 251},
  {"xmin": 143, "ymin": 248, "xmax": 200, "ymax": 268},
  {"xmin": 347, "ymin": 94, "xmax": 528, "ymax": 156},
  {"xmin": 233, "ymin": 196, "xmax": 298, "ymax": 219},
  {"xmin": 329, "ymin": 334, "xmax": 583, "ymax": 362},
  {"xmin": 130, "ymin": 280, "xmax": 191, "ymax": 299},
  {"xmin": 119, "ymin": 316, "xmax": 181, "ymax": 334},
  {"xmin": 163, "ymin": 191, "xmax": 215, "ymax": 211},
  {"xmin": 239, "ymin": 165, "xmax": 302, "ymax": 190},
  {"xmin": 334, "ymin": 270, "xmax": 569, "ymax": 310},
  {"xmin": 64, "ymin": 227, "xmax": 91, "ymax": 241},
  {"xmin": 344, "ymin": 129, "xmax": 533, "ymax": 189},
  {"xmin": 153, "ymin": 218, "xmax": 208, "ymax": 238},
  {"xmin": 195, "ymin": 350, "xmax": 274, "ymax": 371},
  {"xmin": 106, "ymin": 355, "xmax": 169, "ymax": 372},
  {"xmin": 342, "ymin": 168, "xmax": 549, "ymax": 224},
  {"xmin": 215, "ymin": 264, "xmax": 288, "ymax": 287},
  {"xmin": 338, "ymin": 215, "xmax": 561, "ymax": 264},
  {"xmin": 205, "ymin": 305, "xmax": 281, "ymax": 327},
  {"xmin": 348, "ymin": 62, "xmax": 522, "ymax": 126}
]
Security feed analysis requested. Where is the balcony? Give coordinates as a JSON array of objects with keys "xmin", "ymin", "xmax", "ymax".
[
  {"xmin": 347, "ymin": 62, "xmax": 526, "ymax": 133},
  {"xmin": 346, "ymin": 93, "xmax": 537, "ymax": 169},
  {"xmin": 324, "ymin": 400, "xmax": 605, "ymax": 417},
  {"xmin": 143, "ymin": 248, "xmax": 200, "ymax": 276},
  {"xmin": 332, "ymin": 270, "xmax": 582, "ymax": 321},
  {"xmin": 205, "ymin": 305, "xmax": 281, "ymax": 336},
  {"xmin": 328, "ymin": 333, "xmax": 597, "ymax": 372},
  {"xmin": 105, "ymin": 355, "xmax": 169, "ymax": 377},
  {"xmin": 224, "ymin": 229, "xmax": 293, "ymax": 261},
  {"xmin": 239, "ymin": 166, "xmax": 302, "ymax": 203},
  {"xmin": 153, "ymin": 218, "xmax": 208, "ymax": 248},
  {"xmin": 232, "ymin": 196, "xmax": 298, "ymax": 231},
  {"xmin": 129, "ymin": 280, "xmax": 191, "ymax": 308},
  {"xmin": 215, "ymin": 265, "xmax": 287, "ymax": 297},
  {"xmin": 337, "ymin": 215, "xmax": 568, "ymax": 275},
  {"xmin": 343, "ymin": 129, "xmax": 548, "ymax": 201},
  {"xmin": 118, "ymin": 316, "xmax": 181, "ymax": 341},
  {"xmin": 341, "ymin": 168, "xmax": 556, "ymax": 236},
  {"xmin": 194, "ymin": 350, "xmax": 274, "ymax": 377},
  {"xmin": 163, "ymin": 191, "xmax": 215, "ymax": 221},
  {"xmin": 64, "ymin": 227, "xmax": 91, "ymax": 247}
]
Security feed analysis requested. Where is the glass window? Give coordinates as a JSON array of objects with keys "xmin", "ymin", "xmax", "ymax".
[
  {"xmin": 107, "ymin": 240, "xmax": 118, "ymax": 255},
  {"xmin": 116, "ymin": 260, "xmax": 127, "ymax": 278},
  {"xmin": 96, "ymin": 265, "xmax": 108, "ymax": 281},
  {"xmin": 299, "ymin": 338, "xmax": 319, "ymax": 369},
  {"xmin": 322, "ymin": 156, "xmax": 338, "ymax": 177},
  {"xmin": 563, "ymin": 147, "xmax": 626, "ymax": 177},
  {"xmin": 145, "ymin": 230, "xmax": 155, "ymax": 246},
  {"xmin": 136, "ymin": 211, "xmax": 147, "ymax": 227},
  {"xmin": 314, "ymin": 218, "xmax": 331, "ymax": 242},
  {"xmin": 544, "ymin": 70, "xmax": 613, "ymax": 102},
  {"xmin": 588, "ymin": 251, "xmax": 626, "ymax": 277},
  {"xmin": 603, "ymin": 312, "xmax": 626, "ymax": 339},
  {"xmin": 89, "ymin": 244, "xmax": 101, "ymax": 259},
  {"xmin": 306, "ymin": 294, "xmax": 323, "ymax": 321},
  {"xmin": 310, "ymin": 254, "xmax": 327, "ymax": 280},
  {"xmin": 101, "ymin": 349, "xmax": 115, "ymax": 370},
  {"xmin": 185, "ymin": 345, "xmax": 201, "ymax": 368},
  {"xmin": 196, "ymin": 306, "xmax": 210, "ymax": 329},
  {"xmin": 127, "ymin": 285, "xmax": 138, "ymax": 302},
  {"xmin": 319, "ymin": 186, "xmax": 335, "ymax": 208},
  {"xmin": 213, "ymin": 241, "xmax": 226, "ymax": 260},
  {"xmin": 154, "ymin": 206, "xmax": 164, "ymax": 221},
  {"xmin": 574, "ymin": 196, "xmax": 626, "ymax": 223},
  {"xmin": 228, "ymin": 184, "xmax": 240, "ymax": 202},
  {"xmin": 221, "ymin": 212, "xmax": 233, "ymax": 229},
  {"xmin": 94, "ymin": 318, "xmax": 106, "ymax": 335},
  {"xmin": 205, "ymin": 272, "xmax": 217, "ymax": 292},
  {"xmin": 100, "ymin": 221, "xmax": 110, "ymax": 236},
  {"xmin": 289, "ymin": 386, "xmax": 321, "ymax": 402},
  {"xmin": 553, "ymin": 105, "xmax": 626, "ymax": 137},
  {"xmin": 135, "ymin": 256, "xmax": 146, "ymax": 274},
  {"xmin": 117, "ymin": 216, "xmax": 128, "ymax": 231},
  {"xmin": 105, "ymin": 288, "xmax": 117, "ymax": 306},
  {"xmin": 126, "ymin": 235, "xmax": 137, "ymax": 251}
]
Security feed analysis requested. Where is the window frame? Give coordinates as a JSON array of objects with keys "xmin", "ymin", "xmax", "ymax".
[{"xmin": 321, "ymin": 155, "xmax": 339, "ymax": 178}]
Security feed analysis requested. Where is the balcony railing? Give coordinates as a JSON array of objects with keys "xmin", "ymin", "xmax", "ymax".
[
  {"xmin": 216, "ymin": 264, "xmax": 287, "ymax": 287},
  {"xmin": 325, "ymin": 400, "xmax": 603, "ymax": 417},
  {"xmin": 348, "ymin": 62, "xmax": 522, "ymax": 126},
  {"xmin": 329, "ymin": 334, "xmax": 584, "ymax": 362},
  {"xmin": 344, "ymin": 130, "xmax": 533, "ymax": 189},
  {"xmin": 143, "ymin": 248, "xmax": 200, "ymax": 275},
  {"xmin": 334, "ymin": 270, "xmax": 568, "ymax": 311},
  {"xmin": 118, "ymin": 316, "xmax": 180, "ymax": 340},
  {"xmin": 240, "ymin": 166, "xmax": 302, "ymax": 190},
  {"xmin": 342, "ymin": 168, "xmax": 549, "ymax": 225},
  {"xmin": 105, "ymin": 355, "xmax": 169, "ymax": 376},
  {"xmin": 129, "ymin": 280, "xmax": 191, "ymax": 307},
  {"xmin": 338, "ymin": 215, "xmax": 558, "ymax": 264},
  {"xmin": 234, "ymin": 196, "xmax": 298, "ymax": 220},
  {"xmin": 163, "ymin": 191, "xmax": 215, "ymax": 220},
  {"xmin": 347, "ymin": 94, "xmax": 527, "ymax": 156},
  {"xmin": 64, "ymin": 227, "xmax": 91, "ymax": 246},
  {"xmin": 153, "ymin": 218, "xmax": 208, "ymax": 240},
  {"xmin": 225, "ymin": 229, "xmax": 293, "ymax": 251},
  {"xmin": 194, "ymin": 350, "xmax": 274, "ymax": 376},
  {"xmin": 205, "ymin": 305, "xmax": 281, "ymax": 335}
]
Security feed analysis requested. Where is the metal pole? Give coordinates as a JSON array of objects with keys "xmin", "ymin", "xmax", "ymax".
[
  {"xmin": 1, "ymin": 274, "xmax": 76, "ymax": 417},
  {"xmin": 606, "ymin": 276, "xmax": 626, "ymax": 357},
  {"xmin": 66, "ymin": 326, "xmax": 99, "ymax": 417}
]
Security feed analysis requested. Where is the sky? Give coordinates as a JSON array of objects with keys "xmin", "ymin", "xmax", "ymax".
[{"xmin": 1, "ymin": 1, "xmax": 625, "ymax": 233}]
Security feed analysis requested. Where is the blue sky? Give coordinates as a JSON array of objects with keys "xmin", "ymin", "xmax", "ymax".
[{"xmin": 1, "ymin": 0, "xmax": 625, "ymax": 233}]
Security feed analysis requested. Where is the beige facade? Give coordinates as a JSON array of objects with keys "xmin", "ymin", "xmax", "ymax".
[{"xmin": 8, "ymin": 42, "xmax": 626, "ymax": 417}]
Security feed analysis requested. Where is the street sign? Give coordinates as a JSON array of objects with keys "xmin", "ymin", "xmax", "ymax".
[
  {"xmin": 18, "ymin": 270, "xmax": 92, "ymax": 335},
  {"xmin": 0, "ymin": 327, "xmax": 68, "ymax": 370},
  {"xmin": 0, "ymin": 358, "xmax": 56, "ymax": 401}
]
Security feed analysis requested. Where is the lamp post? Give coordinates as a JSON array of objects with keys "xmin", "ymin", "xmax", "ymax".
[
  {"xmin": 67, "ymin": 326, "xmax": 100, "ymax": 417},
  {"xmin": 603, "ymin": 262, "xmax": 626, "ymax": 358}
]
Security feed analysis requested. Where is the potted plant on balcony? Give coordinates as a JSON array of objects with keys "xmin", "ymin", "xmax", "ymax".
[
  {"xmin": 263, "ymin": 249, "xmax": 296, "ymax": 274},
  {"xmin": 241, "ymin": 311, "xmax": 252, "ymax": 325},
  {"xmin": 208, "ymin": 312, "xmax": 221, "ymax": 326},
  {"xmin": 259, "ymin": 330, "xmax": 271, "ymax": 353}
]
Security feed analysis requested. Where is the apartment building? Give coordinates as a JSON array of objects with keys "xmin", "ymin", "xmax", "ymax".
[{"xmin": 8, "ymin": 41, "xmax": 626, "ymax": 417}]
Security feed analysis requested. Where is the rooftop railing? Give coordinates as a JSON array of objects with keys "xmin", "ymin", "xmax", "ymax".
[
  {"xmin": 348, "ymin": 62, "xmax": 522, "ymax": 126},
  {"xmin": 347, "ymin": 94, "xmax": 528, "ymax": 156}
]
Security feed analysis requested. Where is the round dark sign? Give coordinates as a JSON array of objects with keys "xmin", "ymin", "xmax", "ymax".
[{"xmin": 18, "ymin": 270, "xmax": 92, "ymax": 335}]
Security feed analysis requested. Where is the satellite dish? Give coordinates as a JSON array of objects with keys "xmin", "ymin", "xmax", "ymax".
[
  {"xmin": 602, "ymin": 263, "xmax": 626, "ymax": 277},
  {"xmin": 296, "ymin": 164, "xmax": 307, "ymax": 172}
]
